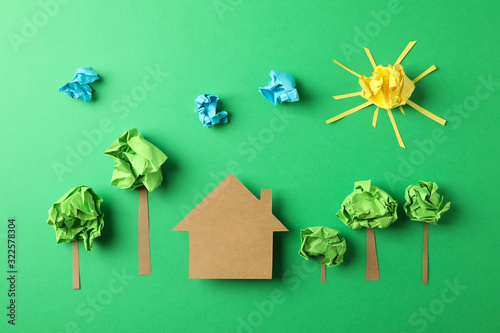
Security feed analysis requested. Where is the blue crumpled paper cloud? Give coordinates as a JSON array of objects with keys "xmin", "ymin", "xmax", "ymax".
[
  {"xmin": 194, "ymin": 94, "xmax": 229, "ymax": 128},
  {"xmin": 59, "ymin": 67, "xmax": 99, "ymax": 102},
  {"xmin": 259, "ymin": 70, "xmax": 299, "ymax": 105}
]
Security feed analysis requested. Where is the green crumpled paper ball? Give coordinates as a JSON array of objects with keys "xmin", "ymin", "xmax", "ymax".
[
  {"xmin": 47, "ymin": 185, "xmax": 104, "ymax": 251},
  {"xmin": 104, "ymin": 128, "xmax": 167, "ymax": 194},
  {"xmin": 337, "ymin": 180, "xmax": 398, "ymax": 229},
  {"xmin": 299, "ymin": 227, "xmax": 346, "ymax": 267},
  {"xmin": 404, "ymin": 181, "xmax": 451, "ymax": 225}
]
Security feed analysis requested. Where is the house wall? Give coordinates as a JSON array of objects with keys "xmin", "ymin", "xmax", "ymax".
[{"xmin": 188, "ymin": 230, "xmax": 274, "ymax": 279}]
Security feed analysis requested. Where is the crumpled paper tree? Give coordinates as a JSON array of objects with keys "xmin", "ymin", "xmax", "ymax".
[
  {"xmin": 404, "ymin": 181, "xmax": 451, "ymax": 225},
  {"xmin": 259, "ymin": 70, "xmax": 299, "ymax": 105},
  {"xmin": 404, "ymin": 181, "xmax": 450, "ymax": 285},
  {"xmin": 327, "ymin": 41, "xmax": 447, "ymax": 148},
  {"xmin": 59, "ymin": 67, "xmax": 99, "ymax": 102},
  {"xmin": 47, "ymin": 185, "xmax": 104, "ymax": 251},
  {"xmin": 337, "ymin": 180, "xmax": 398, "ymax": 229},
  {"xmin": 194, "ymin": 94, "xmax": 228, "ymax": 128},
  {"xmin": 299, "ymin": 226, "xmax": 346, "ymax": 284},
  {"xmin": 105, "ymin": 128, "xmax": 167, "ymax": 276},
  {"xmin": 104, "ymin": 128, "xmax": 167, "ymax": 194},
  {"xmin": 299, "ymin": 227, "xmax": 346, "ymax": 267},
  {"xmin": 337, "ymin": 180, "xmax": 398, "ymax": 280},
  {"xmin": 47, "ymin": 185, "xmax": 104, "ymax": 289}
]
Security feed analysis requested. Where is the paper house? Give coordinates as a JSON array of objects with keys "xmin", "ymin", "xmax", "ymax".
[{"xmin": 173, "ymin": 174, "xmax": 288, "ymax": 279}]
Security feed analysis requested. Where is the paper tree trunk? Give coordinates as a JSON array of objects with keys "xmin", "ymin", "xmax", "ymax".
[
  {"xmin": 72, "ymin": 241, "xmax": 80, "ymax": 289},
  {"xmin": 321, "ymin": 255, "xmax": 326, "ymax": 284},
  {"xmin": 366, "ymin": 228, "xmax": 380, "ymax": 281},
  {"xmin": 423, "ymin": 222, "xmax": 429, "ymax": 285},
  {"xmin": 138, "ymin": 187, "xmax": 151, "ymax": 275}
]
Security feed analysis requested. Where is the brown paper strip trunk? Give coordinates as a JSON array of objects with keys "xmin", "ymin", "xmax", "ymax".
[
  {"xmin": 138, "ymin": 187, "xmax": 151, "ymax": 275},
  {"xmin": 320, "ymin": 255, "xmax": 326, "ymax": 284},
  {"xmin": 72, "ymin": 241, "xmax": 80, "ymax": 289},
  {"xmin": 423, "ymin": 222, "xmax": 429, "ymax": 285},
  {"xmin": 366, "ymin": 228, "xmax": 380, "ymax": 280}
]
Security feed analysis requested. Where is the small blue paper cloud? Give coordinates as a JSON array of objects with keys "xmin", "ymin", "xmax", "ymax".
[
  {"xmin": 59, "ymin": 67, "xmax": 99, "ymax": 102},
  {"xmin": 259, "ymin": 70, "xmax": 299, "ymax": 105},
  {"xmin": 194, "ymin": 94, "xmax": 229, "ymax": 128}
]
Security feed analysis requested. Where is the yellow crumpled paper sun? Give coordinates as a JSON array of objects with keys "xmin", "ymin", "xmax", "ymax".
[
  {"xmin": 327, "ymin": 41, "xmax": 447, "ymax": 149},
  {"xmin": 359, "ymin": 64, "xmax": 415, "ymax": 109}
]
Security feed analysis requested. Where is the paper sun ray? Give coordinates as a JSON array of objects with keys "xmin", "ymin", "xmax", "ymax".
[{"xmin": 327, "ymin": 41, "xmax": 446, "ymax": 148}]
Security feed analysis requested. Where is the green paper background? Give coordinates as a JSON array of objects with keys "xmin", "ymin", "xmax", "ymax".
[{"xmin": 1, "ymin": 0, "xmax": 499, "ymax": 332}]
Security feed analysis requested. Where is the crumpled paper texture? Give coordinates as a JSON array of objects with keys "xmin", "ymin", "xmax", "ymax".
[
  {"xmin": 299, "ymin": 227, "xmax": 346, "ymax": 267},
  {"xmin": 195, "ymin": 94, "xmax": 228, "ymax": 128},
  {"xmin": 59, "ymin": 67, "xmax": 99, "ymax": 102},
  {"xmin": 359, "ymin": 64, "xmax": 415, "ymax": 109},
  {"xmin": 404, "ymin": 181, "xmax": 451, "ymax": 225},
  {"xmin": 337, "ymin": 180, "xmax": 398, "ymax": 229},
  {"xmin": 104, "ymin": 128, "xmax": 167, "ymax": 194},
  {"xmin": 259, "ymin": 70, "xmax": 299, "ymax": 105},
  {"xmin": 47, "ymin": 185, "xmax": 104, "ymax": 251}
]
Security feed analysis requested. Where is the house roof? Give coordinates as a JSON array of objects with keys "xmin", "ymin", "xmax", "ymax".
[{"xmin": 173, "ymin": 174, "xmax": 287, "ymax": 232}]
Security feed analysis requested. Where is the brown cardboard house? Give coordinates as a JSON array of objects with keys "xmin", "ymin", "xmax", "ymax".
[{"xmin": 173, "ymin": 174, "xmax": 288, "ymax": 279}]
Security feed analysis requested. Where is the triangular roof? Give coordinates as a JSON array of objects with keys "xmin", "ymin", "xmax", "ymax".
[{"xmin": 173, "ymin": 174, "xmax": 287, "ymax": 232}]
